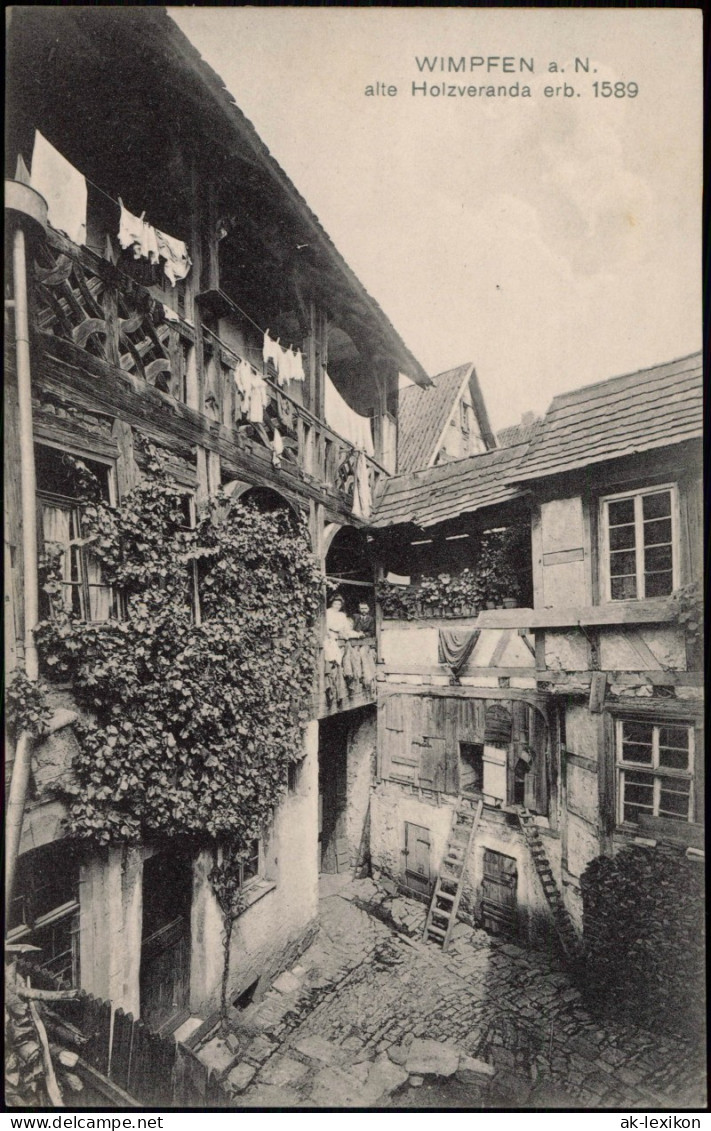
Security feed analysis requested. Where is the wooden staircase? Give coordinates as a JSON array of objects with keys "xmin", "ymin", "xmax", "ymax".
[
  {"xmin": 423, "ymin": 796, "xmax": 483, "ymax": 951},
  {"xmin": 516, "ymin": 807, "xmax": 581, "ymax": 962}
]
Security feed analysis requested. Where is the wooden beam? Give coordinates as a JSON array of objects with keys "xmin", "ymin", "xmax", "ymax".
[
  {"xmin": 538, "ymin": 669, "xmax": 703, "ymax": 688},
  {"xmin": 475, "ymin": 597, "xmax": 676, "ymax": 629},
  {"xmin": 19, "ymin": 340, "xmax": 368, "ymax": 523}
]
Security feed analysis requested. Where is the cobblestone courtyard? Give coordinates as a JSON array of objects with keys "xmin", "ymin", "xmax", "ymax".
[{"xmin": 202, "ymin": 876, "xmax": 705, "ymax": 1109}]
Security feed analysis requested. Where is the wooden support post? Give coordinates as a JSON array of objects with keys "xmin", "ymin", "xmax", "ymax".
[{"xmin": 309, "ymin": 499, "xmax": 326, "ymax": 713}]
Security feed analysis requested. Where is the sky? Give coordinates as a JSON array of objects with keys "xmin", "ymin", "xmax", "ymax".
[{"xmin": 170, "ymin": 7, "xmax": 702, "ymax": 432}]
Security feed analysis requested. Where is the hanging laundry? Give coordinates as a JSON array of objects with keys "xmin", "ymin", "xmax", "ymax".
[
  {"xmin": 291, "ymin": 348, "xmax": 305, "ymax": 382},
  {"xmin": 249, "ymin": 371, "xmax": 269, "ymax": 424},
  {"xmin": 276, "ymin": 391, "xmax": 296, "ymax": 431},
  {"xmin": 30, "ymin": 131, "xmax": 87, "ymax": 246},
  {"xmin": 271, "ymin": 426, "xmax": 284, "ymax": 468},
  {"xmin": 324, "ymin": 372, "xmax": 374, "ymax": 455},
  {"xmin": 351, "ymin": 448, "xmax": 372, "ymax": 520},
  {"xmin": 118, "ymin": 200, "xmax": 159, "ymax": 263},
  {"xmin": 155, "ymin": 228, "xmax": 191, "ymax": 287},
  {"xmin": 263, "ymin": 331, "xmax": 280, "ymax": 371},
  {"xmin": 278, "ymin": 343, "xmax": 292, "ymax": 385}
]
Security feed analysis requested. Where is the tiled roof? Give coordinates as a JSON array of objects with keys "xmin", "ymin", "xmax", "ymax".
[
  {"xmin": 397, "ymin": 362, "xmax": 495, "ymax": 473},
  {"xmin": 371, "ymin": 442, "xmax": 528, "ymax": 529},
  {"xmin": 508, "ymin": 352, "xmax": 703, "ymax": 484},
  {"xmin": 497, "ymin": 418, "xmax": 543, "ymax": 448}
]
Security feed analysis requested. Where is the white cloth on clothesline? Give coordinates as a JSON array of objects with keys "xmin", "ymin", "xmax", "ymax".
[
  {"xmin": 30, "ymin": 131, "xmax": 87, "ymax": 247},
  {"xmin": 324, "ymin": 373, "xmax": 374, "ymax": 456}
]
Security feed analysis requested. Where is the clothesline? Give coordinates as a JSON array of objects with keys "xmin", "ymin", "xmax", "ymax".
[{"xmin": 82, "ymin": 172, "xmax": 290, "ymax": 349}]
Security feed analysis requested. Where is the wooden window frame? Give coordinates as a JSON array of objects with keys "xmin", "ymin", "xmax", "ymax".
[
  {"xmin": 235, "ymin": 839, "xmax": 262, "ymax": 891},
  {"xmin": 616, "ymin": 717, "xmax": 694, "ymax": 826},
  {"xmin": 36, "ymin": 443, "xmax": 119, "ymax": 623},
  {"xmin": 599, "ymin": 483, "xmax": 679, "ymax": 603},
  {"xmin": 7, "ymin": 847, "xmax": 80, "ymax": 989}
]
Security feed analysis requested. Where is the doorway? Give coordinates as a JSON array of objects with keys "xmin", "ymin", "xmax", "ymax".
[
  {"xmin": 459, "ymin": 742, "xmax": 484, "ymax": 796},
  {"xmin": 318, "ymin": 715, "xmax": 350, "ymax": 874},
  {"xmin": 402, "ymin": 822, "xmax": 431, "ymax": 896},
  {"xmin": 480, "ymin": 848, "xmax": 518, "ymax": 936},
  {"xmin": 140, "ymin": 847, "xmax": 192, "ymax": 1032}
]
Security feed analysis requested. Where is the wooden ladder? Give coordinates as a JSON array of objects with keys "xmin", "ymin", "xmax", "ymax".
[
  {"xmin": 423, "ymin": 796, "xmax": 483, "ymax": 951},
  {"xmin": 517, "ymin": 806, "xmax": 581, "ymax": 962}
]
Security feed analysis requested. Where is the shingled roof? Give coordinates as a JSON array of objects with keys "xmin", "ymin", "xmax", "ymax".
[
  {"xmin": 507, "ymin": 352, "xmax": 702, "ymax": 484},
  {"xmin": 371, "ymin": 442, "xmax": 528, "ymax": 529},
  {"xmin": 397, "ymin": 362, "xmax": 495, "ymax": 473}
]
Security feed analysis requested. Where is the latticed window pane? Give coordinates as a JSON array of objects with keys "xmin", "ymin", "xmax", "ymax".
[
  {"xmin": 604, "ymin": 487, "xmax": 676, "ymax": 601},
  {"xmin": 658, "ymin": 781, "xmax": 691, "ymax": 820},
  {"xmin": 621, "ymin": 721, "xmax": 653, "ymax": 764},
  {"xmin": 618, "ymin": 721, "xmax": 693, "ymax": 825},
  {"xmin": 622, "ymin": 770, "xmax": 655, "ymax": 822}
]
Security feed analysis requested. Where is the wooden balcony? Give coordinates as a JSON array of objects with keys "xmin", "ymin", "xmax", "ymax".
[
  {"xmin": 30, "ymin": 228, "xmax": 389, "ymax": 512},
  {"xmin": 318, "ymin": 637, "xmax": 377, "ymax": 719}
]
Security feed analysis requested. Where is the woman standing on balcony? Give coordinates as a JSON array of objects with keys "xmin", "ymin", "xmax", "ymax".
[{"xmin": 325, "ymin": 595, "xmax": 363, "ymax": 664}]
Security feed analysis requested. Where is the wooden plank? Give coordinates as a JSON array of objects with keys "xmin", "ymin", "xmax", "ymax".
[
  {"xmin": 444, "ymin": 700, "xmax": 459, "ymax": 795},
  {"xmin": 109, "ymin": 1008, "xmax": 133, "ymax": 1091},
  {"xmin": 383, "ymin": 684, "xmax": 550, "ymax": 707},
  {"xmin": 566, "ymin": 752, "xmax": 598, "ymax": 774},
  {"xmin": 598, "ymin": 713, "xmax": 616, "ymax": 847},
  {"xmin": 474, "ymin": 597, "xmax": 676, "ymax": 629},
  {"xmin": 588, "ymin": 671, "xmax": 607, "ymax": 714},
  {"xmin": 537, "ymin": 669, "xmax": 703, "ymax": 688}
]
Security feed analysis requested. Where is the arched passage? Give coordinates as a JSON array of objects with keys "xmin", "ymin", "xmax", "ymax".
[{"xmin": 324, "ymin": 524, "xmax": 376, "ymax": 625}]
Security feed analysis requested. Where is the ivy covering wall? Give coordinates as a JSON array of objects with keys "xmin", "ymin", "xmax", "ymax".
[{"xmin": 25, "ymin": 450, "xmax": 322, "ymax": 857}]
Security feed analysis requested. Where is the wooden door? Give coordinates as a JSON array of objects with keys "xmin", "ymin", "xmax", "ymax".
[
  {"xmin": 480, "ymin": 849, "xmax": 517, "ymax": 936},
  {"xmin": 140, "ymin": 850, "xmax": 192, "ymax": 1033},
  {"xmin": 403, "ymin": 822, "xmax": 431, "ymax": 896}
]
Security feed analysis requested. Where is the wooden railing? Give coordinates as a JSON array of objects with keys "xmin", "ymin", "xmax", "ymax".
[
  {"xmin": 32, "ymin": 227, "xmax": 389, "ymax": 509},
  {"xmin": 34, "ymin": 228, "xmax": 195, "ymax": 404},
  {"xmin": 323, "ymin": 636, "xmax": 377, "ymax": 714}
]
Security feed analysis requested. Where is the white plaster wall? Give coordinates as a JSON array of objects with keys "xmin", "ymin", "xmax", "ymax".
[
  {"xmin": 189, "ymin": 721, "xmax": 319, "ymax": 1016},
  {"xmin": 370, "ymin": 785, "xmax": 455, "ymax": 882},
  {"xmin": 381, "ymin": 622, "xmax": 440, "ymax": 668},
  {"xmin": 346, "ymin": 709, "xmax": 376, "ymax": 867},
  {"xmin": 599, "ymin": 626, "xmax": 686, "ymax": 671},
  {"xmin": 545, "ymin": 630, "xmax": 589, "ymax": 671},
  {"xmin": 566, "ymin": 705, "xmax": 599, "ymax": 761},
  {"xmin": 381, "ymin": 622, "xmax": 535, "ymax": 673},
  {"xmin": 567, "ymin": 764, "xmax": 598, "ymax": 825},
  {"xmin": 566, "ymin": 813, "xmax": 600, "ymax": 882}
]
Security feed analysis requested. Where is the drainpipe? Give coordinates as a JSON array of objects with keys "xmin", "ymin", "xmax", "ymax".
[{"xmin": 4, "ymin": 175, "xmax": 48, "ymax": 921}]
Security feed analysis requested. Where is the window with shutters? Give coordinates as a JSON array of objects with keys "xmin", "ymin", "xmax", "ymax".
[
  {"xmin": 616, "ymin": 719, "xmax": 694, "ymax": 825},
  {"xmin": 600, "ymin": 485, "xmax": 678, "ymax": 601}
]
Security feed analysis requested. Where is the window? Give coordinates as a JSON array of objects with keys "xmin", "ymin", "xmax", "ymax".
[
  {"xmin": 36, "ymin": 445, "xmax": 118, "ymax": 621},
  {"xmin": 617, "ymin": 719, "xmax": 694, "ymax": 825},
  {"xmin": 601, "ymin": 486, "xmax": 677, "ymax": 601},
  {"xmin": 236, "ymin": 840, "xmax": 261, "ymax": 888},
  {"xmin": 7, "ymin": 844, "xmax": 80, "ymax": 989}
]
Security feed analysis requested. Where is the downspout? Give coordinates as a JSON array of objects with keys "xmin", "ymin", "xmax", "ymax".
[{"xmin": 4, "ymin": 176, "xmax": 47, "ymax": 921}]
